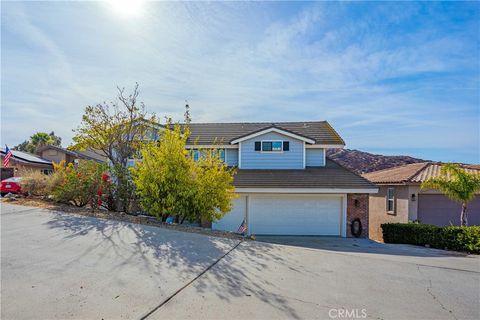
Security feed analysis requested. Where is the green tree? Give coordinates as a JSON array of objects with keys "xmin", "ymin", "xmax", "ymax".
[
  {"xmin": 14, "ymin": 131, "xmax": 62, "ymax": 153},
  {"xmin": 131, "ymin": 121, "xmax": 236, "ymax": 223},
  {"xmin": 71, "ymin": 83, "xmax": 157, "ymax": 212},
  {"xmin": 421, "ymin": 164, "xmax": 480, "ymax": 226}
]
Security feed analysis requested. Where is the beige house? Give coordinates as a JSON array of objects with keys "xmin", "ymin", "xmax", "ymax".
[
  {"xmin": 363, "ymin": 162, "xmax": 480, "ymax": 241},
  {"xmin": 36, "ymin": 145, "xmax": 107, "ymax": 164},
  {"xmin": 1, "ymin": 148, "xmax": 53, "ymax": 179}
]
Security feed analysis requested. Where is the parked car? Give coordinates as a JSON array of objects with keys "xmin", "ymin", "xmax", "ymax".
[{"xmin": 0, "ymin": 177, "xmax": 23, "ymax": 196}]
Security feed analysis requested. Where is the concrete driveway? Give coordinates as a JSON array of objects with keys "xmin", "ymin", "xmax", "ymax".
[{"xmin": 2, "ymin": 203, "xmax": 479, "ymax": 320}]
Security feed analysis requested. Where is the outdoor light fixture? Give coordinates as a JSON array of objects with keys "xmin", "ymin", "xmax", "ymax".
[{"xmin": 411, "ymin": 194, "xmax": 416, "ymax": 201}]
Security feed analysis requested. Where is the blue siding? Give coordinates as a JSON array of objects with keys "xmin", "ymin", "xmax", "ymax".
[
  {"xmin": 306, "ymin": 148, "xmax": 325, "ymax": 167},
  {"xmin": 240, "ymin": 132, "xmax": 304, "ymax": 169},
  {"xmin": 226, "ymin": 149, "xmax": 239, "ymax": 166}
]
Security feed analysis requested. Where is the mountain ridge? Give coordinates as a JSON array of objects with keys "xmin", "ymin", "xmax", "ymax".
[{"xmin": 326, "ymin": 148, "xmax": 428, "ymax": 175}]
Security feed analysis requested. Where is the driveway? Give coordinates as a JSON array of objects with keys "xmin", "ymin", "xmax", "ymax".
[{"xmin": 2, "ymin": 203, "xmax": 479, "ymax": 320}]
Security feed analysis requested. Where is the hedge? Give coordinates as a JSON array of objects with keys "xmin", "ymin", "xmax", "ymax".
[{"xmin": 381, "ymin": 223, "xmax": 480, "ymax": 254}]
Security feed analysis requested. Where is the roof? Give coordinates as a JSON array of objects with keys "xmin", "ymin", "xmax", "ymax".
[
  {"xmin": 362, "ymin": 162, "xmax": 480, "ymax": 184},
  {"xmin": 0, "ymin": 148, "xmax": 53, "ymax": 166},
  {"xmin": 233, "ymin": 159, "xmax": 377, "ymax": 190},
  {"xmin": 36, "ymin": 145, "xmax": 107, "ymax": 162},
  {"xmin": 185, "ymin": 121, "xmax": 345, "ymax": 145}
]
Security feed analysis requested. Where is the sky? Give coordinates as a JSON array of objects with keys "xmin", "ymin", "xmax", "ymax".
[{"xmin": 1, "ymin": 1, "xmax": 479, "ymax": 163}]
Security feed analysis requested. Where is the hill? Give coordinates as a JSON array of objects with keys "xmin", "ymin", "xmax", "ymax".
[{"xmin": 326, "ymin": 149, "xmax": 427, "ymax": 175}]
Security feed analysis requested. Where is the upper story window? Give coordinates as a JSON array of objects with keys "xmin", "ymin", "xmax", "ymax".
[
  {"xmin": 386, "ymin": 187, "xmax": 395, "ymax": 213},
  {"xmin": 192, "ymin": 149, "xmax": 225, "ymax": 162},
  {"xmin": 255, "ymin": 141, "xmax": 289, "ymax": 152}
]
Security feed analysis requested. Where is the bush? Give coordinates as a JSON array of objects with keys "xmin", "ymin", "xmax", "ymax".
[
  {"xmin": 51, "ymin": 160, "xmax": 110, "ymax": 208},
  {"xmin": 381, "ymin": 223, "xmax": 480, "ymax": 254},
  {"xmin": 19, "ymin": 170, "xmax": 50, "ymax": 196}
]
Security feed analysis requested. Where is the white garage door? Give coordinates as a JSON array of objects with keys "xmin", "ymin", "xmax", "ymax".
[
  {"xmin": 249, "ymin": 195, "xmax": 342, "ymax": 235},
  {"xmin": 212, "ymin": 196, "xmax": 246, "ymax": 232}
]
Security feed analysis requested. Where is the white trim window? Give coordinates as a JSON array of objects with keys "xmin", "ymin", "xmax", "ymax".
[
  {"xmin": 386, "ymin": 187, "xmax": 395, "ymax": 213},
  {"xmin": 255, "ymin": 141, "xmax": 289, "ymax": 153},
  {"xmin": 192, "ymin": 149, "xmax": 226, "ymax": 162}
]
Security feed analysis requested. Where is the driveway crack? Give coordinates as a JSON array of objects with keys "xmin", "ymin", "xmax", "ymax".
[
  {"xmin": 139, "ymin": 240, "xmax": 243, "ymax": 320},
  {"xmin": 417, "ymin": 265, "xmax": 458, "ymax": 320}
]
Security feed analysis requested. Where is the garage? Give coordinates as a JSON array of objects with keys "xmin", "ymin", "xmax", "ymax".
[
  {"xmin": 418, "ymin": 194, "xmax": 480, "ymax": 226},
  {"xmin": 249, "ymin": 195, "xmax": 343, "ymax": 235},
  {"xmin": 214, "ymin": 194, "xmax": 344, "ymax": 236},
  {"xmin": 212, "ymin": 196, "xmax": 247, "ymax": 232}
]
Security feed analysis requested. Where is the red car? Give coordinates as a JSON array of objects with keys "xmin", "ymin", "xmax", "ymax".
[{"xmin": 0, "ymin": 177, "xmax": 23, "ymax": 196}]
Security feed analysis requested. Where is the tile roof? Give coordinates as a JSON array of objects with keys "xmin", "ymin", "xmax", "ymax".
[
  {"xmin": 185, "ymin": 121, "xmax": 345, "ymax": 145},
  {"xmin": 233, "ymin": 159, "xmax": 376, "ymax": 189},
  {"xmin": 362, "ymin": 162, "xmax": 480, "ymax": 184},
  {"xmin": 1, "ymin": 148, "xmax": 52, "ymax": 165}
]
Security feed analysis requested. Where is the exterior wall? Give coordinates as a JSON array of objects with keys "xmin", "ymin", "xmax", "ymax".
[
  {"xmin": 408, "ymin": 185, "xmax": 420, "ymax": 221},
  {"xmin": 368, "ymin": 185, "xmax": 409, "ymax": 241},
  {"xmin": 346, "ymin": 194, "xmax": 369, "ymax": 238},
  {"xmin": 1, "ymin": 157, "xmax": 53, "ymax": 177},
  {"xmin": 226, "ymin": 149, "xmax": 238, "ymax": 166},
  {"xmin": 240, "ymin": 132, "xmax": 304, "ymax": 169},
  {"xmin": 305, "ymin": 148, "xmax": 325, "ymax": 167},
  {"xmin": 39, "ymin": 149, "xmax": 67, "ymax": 163}
]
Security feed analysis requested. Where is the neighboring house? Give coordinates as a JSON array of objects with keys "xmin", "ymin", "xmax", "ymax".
[
  {"xmin": 0, "ymin": 148, "xmax": 53, "ymax": 179},
  {"xmin": 148, "ymin": 121, "xmax": 378, "ymax": 237},
  {"xmin": 36, "ymin": 145, "xmax": 107, "ymax": 164},
  {"xmin": 363, "ymin": 162, "xmax": 480, "ymax": 241}
]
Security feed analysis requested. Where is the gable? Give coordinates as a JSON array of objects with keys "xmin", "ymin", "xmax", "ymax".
[{"xmin": 230, "ymin": 126, "xmax": 315, "ymax": 144}]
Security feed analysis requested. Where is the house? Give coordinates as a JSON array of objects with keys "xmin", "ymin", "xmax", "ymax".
[
  {"xmin": 0, "ymin": 148, "xmax": 53, "ymax": 180},
  {"xmin": 36, "ymin": 145, "xmax": 107, "ymax": 164},
  {"xmin": 363, "ymin": 162, "xmax": 480, "ymax": 241},
  {"xmin": 171, "ymin": 121, "xmax": 378, "ymax": 237}
]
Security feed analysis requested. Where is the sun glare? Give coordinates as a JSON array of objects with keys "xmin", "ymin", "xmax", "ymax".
[{"xmin": 106, "ymin": 0, "xmax": 145, "ymax": 18}]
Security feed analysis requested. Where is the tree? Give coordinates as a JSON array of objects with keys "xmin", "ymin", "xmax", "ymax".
[
  {"xmin": 131, "ymin": 121, "xmax": 237, "ymax": 223},
  {"xmin": 421, "ymin": 164, "xmax": 480, "ymax": 226},
  {"xmin": 71, "ymin": 83, "xmax": 157, "ymax": 212},
  {"xmin": 14, "ymin": 131, "xmax": 62, "ymax": 153}
]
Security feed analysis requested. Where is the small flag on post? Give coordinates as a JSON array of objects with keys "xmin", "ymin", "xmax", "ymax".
[
  {"xmin": 3, "ymin": 145, "xmax": 12, "ymax": 167},
  {"xmin": 237, "ymin": 219, "xmax": 247, "ymax": 234}
]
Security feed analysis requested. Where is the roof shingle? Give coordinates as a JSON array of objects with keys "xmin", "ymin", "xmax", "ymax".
[
  {"xmin": 362, "ymin": 162, "xmax": 480, "ymax": 184},
  {"xmin": 233, "ymin": 159, "xmax": 376, "ymax": 189},
  {"xmin": 186, "ymin": 121, "xmax": 345, "ymax": 145}
]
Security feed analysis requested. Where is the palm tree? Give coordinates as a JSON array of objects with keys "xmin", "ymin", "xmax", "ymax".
[{"xmin": 421, "ymin": 164, "xmax": 480, "ymax": 226}]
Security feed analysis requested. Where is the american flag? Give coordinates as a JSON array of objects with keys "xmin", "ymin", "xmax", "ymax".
[
  {"xmin": 237, "ymin": 219, "xmax": 247, "ymax": 234},
  {"xmin": 3, "ymin": 145, "xmax": 12, "ymax": 167}
]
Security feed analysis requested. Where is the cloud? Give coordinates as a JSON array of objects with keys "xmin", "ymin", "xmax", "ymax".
[{"xmin": 1, "ymin": 1, "xmax": 478, "ymax": 162}]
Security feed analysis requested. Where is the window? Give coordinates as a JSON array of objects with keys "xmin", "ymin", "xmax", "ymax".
[
  {"xmin": 191, "ymin": 149, "xmax": 225, "ymax": 162},
  {"xmin": 192, "ymin": 150, "xmax": 200, "ymax": 161},
  {"xmin": 41, "ymin": 169, "xmax": 53, "ymax": 175},
  {"xmin": 262, "ymin": 141, "xmax": 272, "ymax": 151},
  {"xmin": 387, "ymin": 188, "xmax": 395, "ymax": 213},
  {"xmin": 256, "ymin": 141, "xmax": 286, "ymax": 152}
]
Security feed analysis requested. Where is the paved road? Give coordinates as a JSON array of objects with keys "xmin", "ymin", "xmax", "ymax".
[{"xmin": 2, "ymin": 203, "xmax": 479, "ymax": 320}]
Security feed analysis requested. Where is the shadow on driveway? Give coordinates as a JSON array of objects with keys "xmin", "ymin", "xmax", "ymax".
[{"xmin": 254, "ymin": 235, "xmax": 471, "ymax": 258}]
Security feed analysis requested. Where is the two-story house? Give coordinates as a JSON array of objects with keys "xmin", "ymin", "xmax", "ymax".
[{"xmin": 179, "ymin": 121, "xmax": 378, "ymax": 238}]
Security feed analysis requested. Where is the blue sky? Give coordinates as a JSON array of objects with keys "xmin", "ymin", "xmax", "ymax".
[{"xmin": 1, "ymin": 1, "xmax": 479, "ymax": 163}]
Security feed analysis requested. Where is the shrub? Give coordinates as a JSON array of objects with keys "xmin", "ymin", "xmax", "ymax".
[
  {"xmin": 381, "ymin": 223, "xmax": 480, "ymax": 254},
  {"xmin": 131, "ymin": 122, "xmax": 237, "ymax": 223},
  {"xmin": 51, "ymin": 160, "xmax": 110, "ymax": 208},
  {"xmin": 20, "ymin": 170, "xmax": 50, "ymax": 196}
]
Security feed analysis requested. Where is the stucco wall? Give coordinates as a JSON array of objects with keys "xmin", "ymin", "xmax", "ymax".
[
  {"xmin": 368, "ymin": 185, "xmax": 409, "ymax": 241},
  {"xmin": 39, "ymin": 149, "xmax": 66, "ymax": 164},
  {"xmin": 1, "ymin": 157, "xmax": 53, "ymax": 177}
]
